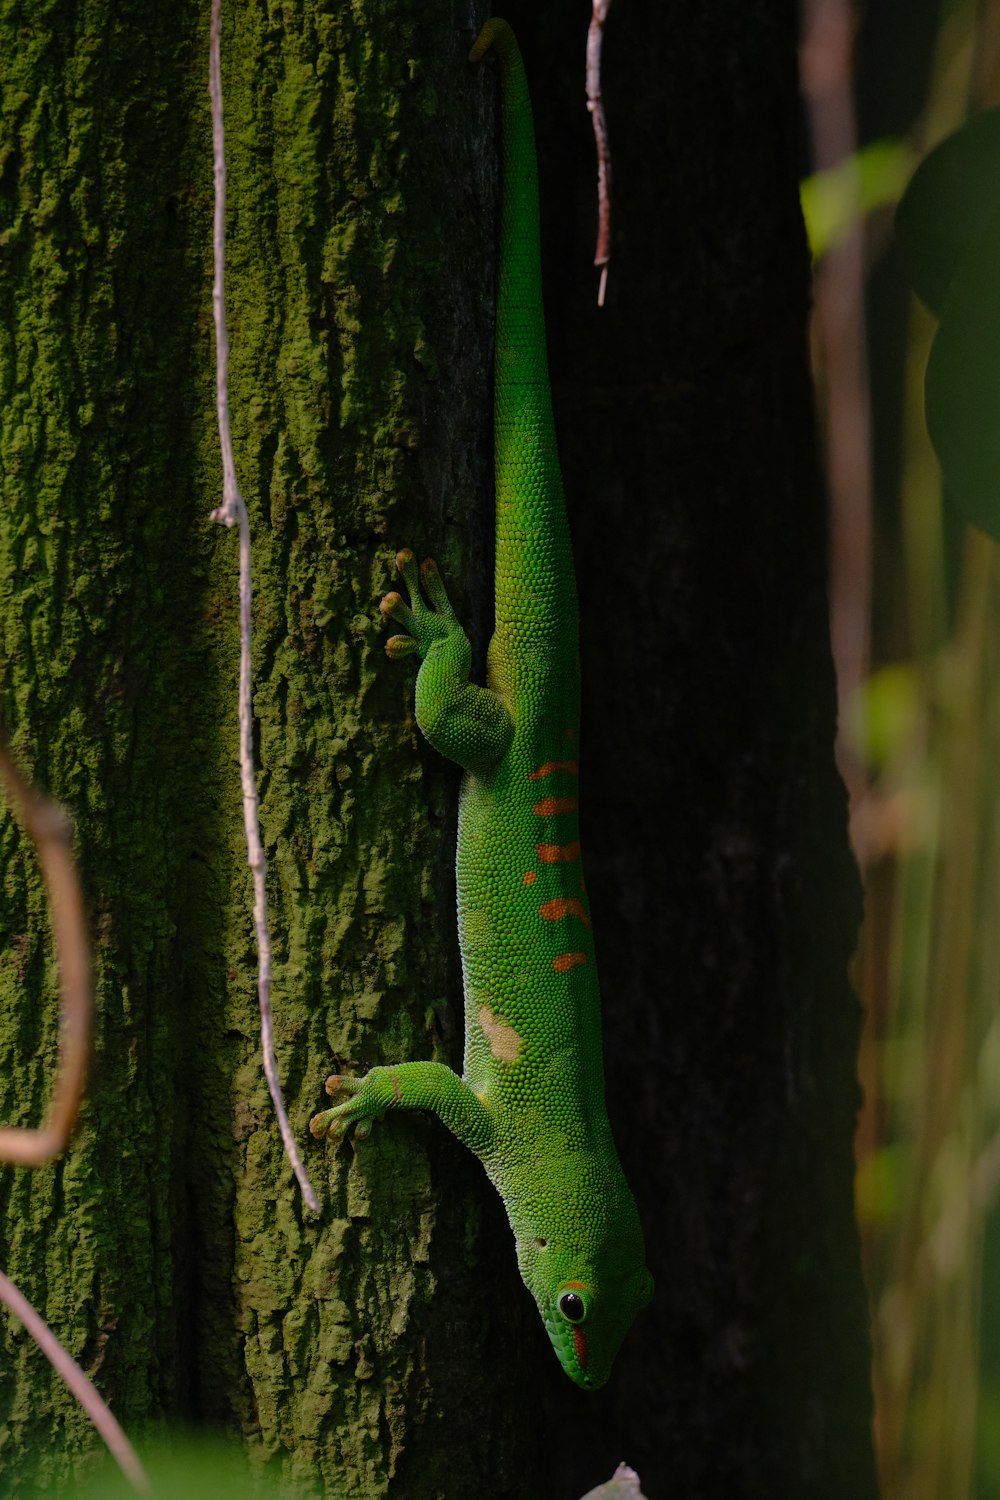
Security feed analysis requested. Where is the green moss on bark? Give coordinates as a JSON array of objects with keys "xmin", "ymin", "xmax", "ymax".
[
  {"xmin": 1, "ymin": 2, "xmax": 537, "ymax": 1496},
  {"xmin": 0, "ymin": 0, "xmax": 211, "ymax": 1487}
]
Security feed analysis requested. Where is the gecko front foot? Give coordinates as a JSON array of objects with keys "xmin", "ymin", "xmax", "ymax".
[{"xmin": 380, "ymin": 549, "xmax": 462, "ymax": 661}]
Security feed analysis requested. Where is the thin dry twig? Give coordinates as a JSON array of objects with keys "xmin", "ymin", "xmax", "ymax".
[
  {"xmin": 587, "ymin": 0, "xmax": 613, "ymax": 307},
  {"xmin": 0, "ymin": 732, "xmax": 90, "ymax": 1165},
  {"xmin": 208, "ymin": 0, "xmax": 319, "ymax": 1215},
  {"xmin": 0, "ymin": 1270, "xmax": 149, "ymax": 1492}
]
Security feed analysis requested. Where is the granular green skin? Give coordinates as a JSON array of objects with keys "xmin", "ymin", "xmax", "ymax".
[{"xmin": 312, "ymin": 19, "xmax": 651, "ymax": 1390}]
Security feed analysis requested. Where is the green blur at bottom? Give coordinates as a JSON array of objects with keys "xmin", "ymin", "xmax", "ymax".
[{"xmin": 38, "ymin": 1434, "xmax": 321, "ymax": 1500}]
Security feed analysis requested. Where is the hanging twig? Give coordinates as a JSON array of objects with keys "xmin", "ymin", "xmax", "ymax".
[
  {"xmin": 587, "ymin": 0, "xmax": 613, "ymax": 307},
  {"xmin": 0, "ymin": 731, "xmax": 90, "ymax": 1165},
  {"xmin": 0, "ymin": 1270, "xmax": 149, "ymax": 1493},
  {"xmin": 207, "ymin": 0, "xmax": 319, "ymax": 1215}
]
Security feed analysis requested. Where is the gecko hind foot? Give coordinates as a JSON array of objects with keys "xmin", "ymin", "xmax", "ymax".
[
  {"xmin": 379, "ymin": 548, "xmax": 462, "ymax": 661},
  {"xmin": 310, "ymin": 1070, "xmax": 395, "ymax": 1145}
]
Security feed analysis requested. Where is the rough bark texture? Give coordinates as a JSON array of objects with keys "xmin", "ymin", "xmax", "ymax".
[{"xmin": 0, "ymin": 1, "xmax": 877, "ymax": 1498}]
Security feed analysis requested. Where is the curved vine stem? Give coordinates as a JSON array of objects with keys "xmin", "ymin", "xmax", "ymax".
[
  {"xmin": 207, "ymin": 0, "xmax": 319, "ymax": 1214},
  {"xmin": 0, "ymin": 732, "xmax": 90, "ymax": 1165},
  {"xmin": 0, "ymin": 732, "xmax": 148, "ymax": 1488},
  {"xmin": 0, "ymin": 1271, "xmax": 149, "ymax": 1492}
]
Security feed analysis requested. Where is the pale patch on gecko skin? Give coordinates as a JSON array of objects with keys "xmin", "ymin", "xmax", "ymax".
[{"xmin": 478, "ymin": 1004, "xmax": 523, "ymax": 1063}]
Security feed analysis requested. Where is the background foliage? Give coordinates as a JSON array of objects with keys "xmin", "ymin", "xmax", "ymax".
[{"xmin": 808, "ymin": 1, "xmax": 1000, "ymax": 1496}]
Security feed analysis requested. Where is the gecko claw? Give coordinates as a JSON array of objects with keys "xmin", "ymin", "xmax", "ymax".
[
  {"xmin": 312, "ymin": 1074, "xmax": 379, "ymax": 1146},
  {"xmin": 309, "ymin": 1108, "xmax": 339, "ymax": 1140},
  {"xmin": 324, "ymin": 1073, "xmax": 363, "ymax": 1097},
  {"xmin": 385, "ymin": 635, "xmax": 419, "ymax": 659}
]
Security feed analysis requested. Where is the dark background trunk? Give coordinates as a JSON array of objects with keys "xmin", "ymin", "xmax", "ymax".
[
  {"xmin": 503, "ymin": 3, "xmax": 876, "ymax": 1494},
  {"xmin": 0, "ymin": 1, "xmax": 876, "ymax": 1496}
]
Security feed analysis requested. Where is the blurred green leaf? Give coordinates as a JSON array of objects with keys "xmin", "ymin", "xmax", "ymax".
[
  {"xmin": 851, "ymin": 664, "xmax": 923, "ymax": 768},
  {"xmin": 801, "ymin": 138, "xmax": 914, "ymax": 257},
  {"xmin": 52, "ymin": 1436, "xmax": 318, "ymax": 1500},
  {"xmin": 856, "ymin": 1143, "xmax": 906, "ymax": 1227},
  {"xmin": 977, "ymin": 1382, "xmax": 1000, "ymax": 1500},
  {"xmin": 896, "ymin": 107, "xmax": 1000, "ymax": 315},
  {"xmin": 925, "ymin": 203, "xmax": 1000, "ymax": 538}
]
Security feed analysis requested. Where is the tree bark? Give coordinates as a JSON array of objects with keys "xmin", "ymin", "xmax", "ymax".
[{"xmin": 0, "ymin": 1, "xmax": 877, "ymax": 1497}]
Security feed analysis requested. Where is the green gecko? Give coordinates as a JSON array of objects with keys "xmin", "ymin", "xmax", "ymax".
[{"xmin": 311, "ymin": 15, "xmax": 652, "ymax": 1389}]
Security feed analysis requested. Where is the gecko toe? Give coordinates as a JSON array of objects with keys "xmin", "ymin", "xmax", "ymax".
[
  {"xmin": 380, "ymin": 590, "xmax": 414, "ymax": 627},
  {"xmin": 420, "ymin": 557, "xmax": 455, "ymax": 618},
  {"xmin": 396, "ymin": 548, "xmax": 423, "ymax": 607}
]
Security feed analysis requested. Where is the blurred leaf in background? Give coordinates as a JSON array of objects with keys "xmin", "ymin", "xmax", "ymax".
[
  {"xmin": 802, "ymin": 138, "xmax": 915, "ymax": 257},
  {"xmin": 807, "ymin": 1, "xmax": 1000, "ymax": 1498},
  {"xmin": 897, "ymin": 107, "xmax": 1000, "ymax": 539},
  {"xmin": 54, "ymin": 1434, "xmax": 316, "ymax": 1500}
]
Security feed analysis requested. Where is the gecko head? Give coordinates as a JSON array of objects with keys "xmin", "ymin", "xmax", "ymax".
[{"xmin": 520, "ymin": 1234, "xmax": 654, "ymax": 1390}]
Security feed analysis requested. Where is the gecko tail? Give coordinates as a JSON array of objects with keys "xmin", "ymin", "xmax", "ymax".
[{"xmin": 469, "ymin": 16, "xmax": 515, "ymax": 64}]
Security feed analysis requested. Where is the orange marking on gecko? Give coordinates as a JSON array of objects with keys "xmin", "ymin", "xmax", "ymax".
[
  {"xmin": 539, "ymin": 897, "xmax": 590, "ymax": 927},
  {"xmin": 533, "ymin": 796, "xmax": 578, "ymax": 817},
  {"xmin": 564, "ymin": 727, "xmax": 577, "ymax": 741},
  {"xmin": 536, "ymin": 841, "xmax": 581, "ymax": 864},
  {"xmin": 522, "ymin": 871, "xmax": 537, "ymax": 886},
  {"xmin": 552, "ymin": 951, "xmax": 587, "ymax": 973},
  {"xmin": 528, "ymin": 760, "xmax": 579, "ymax": 781},
  {"xmin": 572, "ymin": 1326, "xmax": 588, "ymax": 1371}
]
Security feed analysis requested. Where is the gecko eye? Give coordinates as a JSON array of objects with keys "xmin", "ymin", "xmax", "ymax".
[{"xmin": 558, "ymin": 1291, "xmax": 586, "ymax": 1323}]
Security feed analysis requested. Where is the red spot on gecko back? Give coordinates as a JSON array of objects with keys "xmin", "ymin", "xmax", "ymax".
[
  {"xmin": 536, "ymin": 841, "xmax": 581, "ymax": 864},
  {"xmin": 539, "ymin": 897, "xmax": 590, "ymax": 927},
  {"xmin": 522, "ymin": 871, "xmax": 537, "ymax": 886},
  {"xmin": 552, "ymin": 951, "xmax": 587, "ymax": 973},
  {"xmin": 533, "ymin": 796, "xmax": 578, "ymax": 817},
  {"xmin": 529, "ymin": 760, "xmax": 579, "ymax": 781}
]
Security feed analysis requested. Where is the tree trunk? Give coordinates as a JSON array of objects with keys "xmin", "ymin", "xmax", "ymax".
[{"xmin": 0, "ymin": 1, "xmax": 877, "ymax": 1498}]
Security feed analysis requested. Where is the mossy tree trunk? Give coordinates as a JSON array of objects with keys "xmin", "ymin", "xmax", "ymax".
[{"xmin": 0, "ymin": 1, "xmax": 877, "ymax": 1498}]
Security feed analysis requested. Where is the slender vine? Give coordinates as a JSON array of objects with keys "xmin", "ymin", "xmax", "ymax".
[
  {"xmin": 0, "ymin": 732, "xmax": 148, "ymax": 1491},
  {"xmin": 207, "ymin": 0, "xmax": 319, "ymax": 1214},
  {"xmin": 0, "ymin": 732, "xmax": 90, "ymax": 1164},
  {"xmin": 0, "ymin": 1271, "xmax": 149, "ymax": 1493}
]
